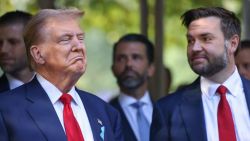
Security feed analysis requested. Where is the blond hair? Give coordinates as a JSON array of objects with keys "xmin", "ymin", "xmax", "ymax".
[{"xmin": 23, "ymin": 8, "xmax": 84, "ymax": 69}]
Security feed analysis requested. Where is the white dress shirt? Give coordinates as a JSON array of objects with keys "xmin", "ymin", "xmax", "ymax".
[
  {"xmin": 118, "ymin": 91, "xmax": 153, "ymax": 141},
  {"xmin": 36, "ymin": 74, "xmax": 94, "ymax": 141},
  {"xmin": 6, "ymin": 73, "xmax": 35, "ymax": 90},
  {"xmin": 201, "ymin": 68, "xmax": 250, "ymax": 141}
]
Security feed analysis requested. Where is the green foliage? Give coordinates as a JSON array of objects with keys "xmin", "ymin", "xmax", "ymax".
[{"xmin": 0, "ymin": 0, "xmax": 14, "ymax": 15}]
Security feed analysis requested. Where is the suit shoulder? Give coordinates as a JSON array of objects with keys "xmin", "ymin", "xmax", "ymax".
[
  {"xmin": 0, "ymin": 74, "xmax": 9, "ymax": 93},
  {"xmin": 158, "ymin": 88, "xmax": 185, "ymax": 104},
  {"xmin": 155, "ymin": 83, "xmax": 194, "ymax": 111},
  {"xmin": 0, "ymin": 84, "xmax": 27, "ymax": 98},
  {"xmin": 109, "ymin": 97, "xmax": 119, "ymax": 106},
  {"xmin": 77, "ymin": 89, "xmax": 106, "ymax": 103},
  {"xmin": 77, "ymin": 89, "xmax": 119, "ymax": 113}
]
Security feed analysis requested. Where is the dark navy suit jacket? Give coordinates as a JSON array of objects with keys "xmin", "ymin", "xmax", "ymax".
[
  {"xmin": 150, "ymin": 77, "xmax": 250, "ymax": 141},
  {"xmin": 110, "ymin": 97, "xmax": 138, "ymax": 141},
  {"xmin": 0, "ymin": 74, "xmax": 10, "ymax": 93},
  {"xmin": 0, "ymin": 78, "xmax": 124, "ymax": 141}
]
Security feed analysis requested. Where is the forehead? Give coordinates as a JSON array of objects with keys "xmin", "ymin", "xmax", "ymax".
[
  {"xmin": 187, "ymin": 16, "xmax": 222, "ymax": 36},
  {"xmin": 0, "ymin": 23, "xmax": 24, "ymax": 31},
  {"xmin": 0, "ymin": 24, "xmax": 24, "ymax": 38},
  {"xmin": 115, "ymin": 41, "xmax": 147, "ymax": 55},
  {"xmin": 44, "ymin": 18, "xmax": 82, "ymax": 35},
  {"xmin": 237, "ymin": 48, "xmax": 250, "ymax": 57}
]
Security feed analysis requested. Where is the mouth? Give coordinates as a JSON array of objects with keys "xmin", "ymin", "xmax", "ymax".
[
  {"xmin": 191, "ymin": 55, "xmax": 207, "ymax": 63},
  {"xmin": 70, "ymin": 56, "xmax": 85, "ymax": 63},
  {"xmin": 0, "ymin": 58, "xmax": 13, "ymax": 64},
  {"xmin": 122, "ymin": 70, "xmax": 138, "ymax": 78}
]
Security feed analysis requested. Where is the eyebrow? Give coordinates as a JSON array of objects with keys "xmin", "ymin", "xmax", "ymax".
[
  {"xmin": 77, "ymin": 32, "xmax": 85, "ymax": 36},
  {"xmin": 186, "ymin": 32, "xmax": 213, "ymax": 38}
]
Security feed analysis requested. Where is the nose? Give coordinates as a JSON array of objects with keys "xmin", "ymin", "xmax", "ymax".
[
  {"xmin": 192, "ymin": 41, "xmax": 202, "ymax": 51},
  {"xmin": 71, "ymin": 36, "xmax": 84, "ymax": 51},
  {"xmin": 125, "ymin": 57, "xmax": 133, "ymax": 67},
  {"xmin": 0, "ymin": 41, "xmax": 10, "ymax": 53}
]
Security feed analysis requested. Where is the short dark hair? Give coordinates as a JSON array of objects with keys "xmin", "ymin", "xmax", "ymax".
[
  {"xmin": 0, "ymin": 10, "xmax": 32, "ymax": 26},
  {"xmin": 235, "ymin": 40, "xmax": 250, "ymax": 56},
  {"xmin": 113, "ymin": 33, "xmax": 154, "ymax": 64},
  {"xmin": 181, "ymin": 7, "xmax": 241, "ymax": 40}
]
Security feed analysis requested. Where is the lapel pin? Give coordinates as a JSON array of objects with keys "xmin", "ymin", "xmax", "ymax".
[{"xmin": 97, "ymin": 118, "xmax": 103, "ymax": 125}]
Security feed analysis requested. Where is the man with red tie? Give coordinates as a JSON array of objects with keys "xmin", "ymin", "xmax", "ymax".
[
  {"xmin": 150, "ymin": 7, "xmax": 250, "ymax": 141},
  {"xmin": 0, "ymin": 8, "xmax": 123, "ymax": 141}
]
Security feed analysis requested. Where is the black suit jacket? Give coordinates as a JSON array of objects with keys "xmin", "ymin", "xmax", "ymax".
[
  {"xmin": 0, "ymin": 74, "xmax": 10, "ymax": 93},
  {"xmin": 150, "ymin": 77, "xmax": 250, "ymax": 141},
  {"xmin": 110, "ymin": 97, "xmax": 138, "ymax": 141}
]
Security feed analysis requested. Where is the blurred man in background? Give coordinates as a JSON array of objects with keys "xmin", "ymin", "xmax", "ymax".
[
  {"xmin": 235, "ymin": 40, "xmax": 250, "ymax": 79},
  {"xmin": 0, "ymin": 11, "xmax": 35, "ymax": 93},
  {"xmin": 110, "ymin": 33, "xmax": 155, "ymax": 141}
]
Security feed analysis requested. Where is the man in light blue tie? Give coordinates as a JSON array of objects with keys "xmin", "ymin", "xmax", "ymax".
[{"xmin": 110, "ymin": 33, "xmax": 155, "ymax": 141}]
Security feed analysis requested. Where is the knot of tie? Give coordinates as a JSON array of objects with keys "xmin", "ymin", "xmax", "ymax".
[
  {"xmin": 60, "ymin": 94, "xmax": 72, "ymax": 105},
  {"xmin": 131, "ymin": 101, "xmax": 144, "ymax": 109},
  {"xmin": 217, "ymin": 85, "xmax": 227, "ymax": 95}
]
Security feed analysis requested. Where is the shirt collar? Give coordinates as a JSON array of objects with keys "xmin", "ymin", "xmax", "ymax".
[
  {"xmin": 6, "ymin": 73, "xmax": 36, "ymax": 90},
  {"xmin": 201, "ymin": 67, "xmax": 243, "ymax": 99},
  {"xmin": 6, "ymin": 73, "xmax": 24, "ymax": 90},
  {"xmin": 118, "ymin": 91, "xmax": 152, "ymax": 108},
  {"xmin": 36, "ymin": 73, "xmax": 79, "ymax": 105}
]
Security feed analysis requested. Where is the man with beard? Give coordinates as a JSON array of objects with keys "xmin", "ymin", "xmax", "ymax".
[
  {"xmin": 110, "ymin": 33, "xmax": 155, "ymax": 141},
  {"xmin": 150, "ymin": 7, "xmax": 250, "ymax": 141},
  {"xmin": 0, "ymin": 11, "xmax": 35, "ymax": 93}
]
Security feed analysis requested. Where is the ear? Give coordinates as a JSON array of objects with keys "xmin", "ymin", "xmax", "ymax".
[
  {"xmin": 147, "ymin": 64, "xmax": 155, "ymax": 77},
  {"xmin": 30, "ymin": 45, "xmax": 45, "ymax": 64},
  {"xmin": 228, "ymin": 34, "xmax": 240, "ymax": 54}
]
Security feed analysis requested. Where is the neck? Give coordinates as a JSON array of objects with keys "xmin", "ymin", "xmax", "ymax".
[
  {"xmin": 37, "ymin": 69, "xmax": 81, "ymax": 93},
  {"xmin": 206, "ymin": 62, "xmax": 235, "ymax": 84},
  {"xmin": 9, "ymin": 68, "xmax": 35, "ymax": 83},
  {"xmin": 121, "ymin": 83, "xmax": 148, "ymax": 100}
]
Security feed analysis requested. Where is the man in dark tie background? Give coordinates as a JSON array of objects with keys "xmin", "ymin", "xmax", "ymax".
[
  {"xmin": 0, "ymin": 11, "xmax": 35, "ymax": 93},
  {"xmin": 110, "ymin": 33, "xmax": 155, "ymax": 141},
  {"xmin": 150, "ymin": 7, "xmax": 250, "ymax": 141},
  {"xmin": 0, "ymin": 8, "xmax": 123, "ymax": 141}
]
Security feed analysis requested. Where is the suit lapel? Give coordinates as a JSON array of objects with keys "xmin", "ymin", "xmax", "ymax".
[
  {"xmin": 180, "ymin": 80, "xmax": 207, "ymax": 141},
  {"xmin": 0, "ymin": 74, "xmax": 10, "ymax": 93},
  {"xmin": 242, "ymin": 77, "xmax": 250, "ymax": 114},
  {"xmin": 26, "ymin": 78, "xmax": 67, "ymax": 141},
  {"xmin": 77, "ymin": 90, "xmax": 102, "ymax": 141},
  {"xmin": 110, "ymin": 98, "xmax": 137, "ymax": 141}
]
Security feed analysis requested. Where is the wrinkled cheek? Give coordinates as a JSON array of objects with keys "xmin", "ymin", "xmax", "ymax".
[{"xmin": 79, "ymin": 59, "xmax": 87, "ymax": 72}]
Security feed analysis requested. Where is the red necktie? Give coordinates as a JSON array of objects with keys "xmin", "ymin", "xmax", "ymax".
[
  {"xmin": 60, "ymin": 94, "xmax": 84, "ymax": 141},
  {"xmin": 217, "ymin": 85, "xmax": 236, "ymax": 141}
]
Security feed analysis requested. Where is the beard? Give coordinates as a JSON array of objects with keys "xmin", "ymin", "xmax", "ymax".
[
  {"xmin": 0, "ymin": 58, "xmax": 28, "ymax": 75},
  {"xmin": 189, "ymin": 44, "xmax": 228, "ymax": 77},
  {"xmin": 116, "ymin": 68, "xmax": 147, "ymax": 90}
]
